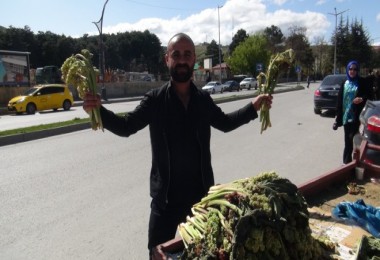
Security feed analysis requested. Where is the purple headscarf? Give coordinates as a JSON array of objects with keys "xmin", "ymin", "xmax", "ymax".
[{"xmin": 346, "ymin": 60, "xmax": 360, "ymax": 81}]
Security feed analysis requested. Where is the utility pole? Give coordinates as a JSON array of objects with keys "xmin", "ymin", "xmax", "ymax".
[
  {"xmin": 93, "ymin": 0, "xmax": 109, "ymax": 100},
  {"xmin": 218, "ymin": 5, "xmax": 223, "ymax": 83},
  {"xmin": 328, "ymin": 7, "xmax": 349, "ymax": 74}
]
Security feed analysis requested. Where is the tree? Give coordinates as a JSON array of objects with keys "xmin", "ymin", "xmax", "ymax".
[
  {"xmin": 286, "ymin": 26, "xmax": 314, "ymax": 76},
  {"xmin": 57, "ymin": 36, "xmax": 80, "ymax": 66},
  {"xmin": 349, "ymin": 19, "xmax": 372, "ymax": 68},
  {"xmin": 98, "ymin": 30, "xmax": 162, "ymax": 74},
  {"xmin": 228, "ymin": 34, "xmax": 270, "ymax": 76},
  {"xmin": 332, "ymin": 17, "xmax": 350, "ymax": 71},
  {"xmin": 229, "ymin": 29, "xmax": 248, "ymax": 55},
  {"xmin": 34, "ymin": 31, "xmax": 62, "ymax": 67},
  {"xmin": 206, "ymin": 39, "xmax": 223, "ymax": 67},
  {"xmin": 312, "ymin": 36, "xmax": 332, "ymax": 78},
  {"xmin": 331, "ymin": 16, "xmax": 372, "ymax": 72},
  {"xmin": 263, "ymin": 25, "xmax": 285, "ymax": 53}
]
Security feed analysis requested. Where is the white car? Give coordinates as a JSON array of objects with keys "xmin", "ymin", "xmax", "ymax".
[
  {"xmin": 201, "ymin": 81, "xmax": 223, "ymax": 94},
  {"xmin": 239, "ymin": 77, "xmax": 258, "ymax": 90}
]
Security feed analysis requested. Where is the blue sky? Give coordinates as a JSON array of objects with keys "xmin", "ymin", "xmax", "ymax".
[{"xmin": 1, "ymin": 0, "xmax": 379, "ymax": 46}]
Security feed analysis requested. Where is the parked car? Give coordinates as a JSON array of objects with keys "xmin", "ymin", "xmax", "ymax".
[
  {"xmin": 222, "ymin": 80, "xmax": 240, "ymax": 92},
  {"xmin": 354, "ymin": 100, "xmax": 380, "ymax": 165},
  {"xmin": 239, "ymin": 77, "xmax": 257, "ymax": 90},
  {"xmin": 8, "ymin": 84, "xmax": 74, "ymax": 115},
  {"xmin": 313, "ymin": 74, "xmax": 346, "ymax": 114},
  {"xmin": 202, "ymin": 81, "xmax": 223, "ymax": 94}
]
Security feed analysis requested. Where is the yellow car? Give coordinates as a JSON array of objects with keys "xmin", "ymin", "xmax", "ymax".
[{"xmin": 8, "ymin": 84, "xmax": 74, "ymax": 115}]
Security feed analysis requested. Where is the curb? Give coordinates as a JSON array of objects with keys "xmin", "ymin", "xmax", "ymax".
[{"xmin": 0, "ymin": 123, "xmax": 90, "ymax": 146}]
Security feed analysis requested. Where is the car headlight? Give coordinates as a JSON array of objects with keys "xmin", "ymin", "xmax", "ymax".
[{"xmin": 16, "ymin": 98, "xmax": 25, "ymax": 103}]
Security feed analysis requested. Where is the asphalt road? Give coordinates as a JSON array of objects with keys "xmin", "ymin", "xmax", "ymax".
[{"xmin": 0, "ymin": 82, "xmax": 345, "ymax": 259}]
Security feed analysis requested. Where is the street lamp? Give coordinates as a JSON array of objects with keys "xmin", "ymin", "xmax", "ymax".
[
  {"xmin": 218, "ymin": 5, "xmax": 223, "ymax": 83},
  {"xmin": 93, "ymin": 0, "xmax": 109, "ymax": 100},
  {"xmin": 328, "ymin": 7, "xmax": 348, "ymax": 74}
]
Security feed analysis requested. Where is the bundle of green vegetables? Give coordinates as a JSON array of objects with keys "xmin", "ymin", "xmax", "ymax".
[
  {"xmin": 61, "ymin": 49, "xmax": 103, "ymax": 131},
  {"xmin": 178, "ymin": 172, "xmax": 334, "ymax": 259},
  {"xmin": 257, "ymin": 49, "xmax": 295, "ymax": 134}
]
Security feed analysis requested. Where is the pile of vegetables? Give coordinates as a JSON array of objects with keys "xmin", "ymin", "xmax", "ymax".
[
  {"xmin": 257, "ymin": 49, "xmax": 295, "ymax": 133},
  {"xmin": 178, "ymin": 172, "xmax": 335, "ymax": 259},
  {"xmin": 61, "ymin": 49, "xmax": 103, "ymax": 131},
  {"xmin": 356, "ymin": 235, "xmax": 380, "ymax": 259}
]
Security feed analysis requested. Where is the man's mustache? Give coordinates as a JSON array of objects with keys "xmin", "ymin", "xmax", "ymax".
[{"xmin": 175, "ymin": 64, "xmax": 190, "ymax": 70}]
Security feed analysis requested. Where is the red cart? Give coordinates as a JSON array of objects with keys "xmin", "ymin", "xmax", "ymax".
[{"xmin": 153, "ymin": 139, "xmax": 380, "ymax": 259}]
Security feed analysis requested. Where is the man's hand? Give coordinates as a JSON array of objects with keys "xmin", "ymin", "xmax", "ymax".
[
  {"xmin": 353, "ymin": 97, "xmax": 363, "ymax": 105},
  {"xmin": 82, "ymin": 92, "xmax": 101, "ymax": 114},
  {"xmin": 252, "ymin": 94, "xmax": 273, "ymax": 111}
]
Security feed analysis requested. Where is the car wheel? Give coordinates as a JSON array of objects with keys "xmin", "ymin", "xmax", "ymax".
[
  {"xmin": 212, "ymin": 88, "xmax": 215, "ymax": 94},
  {"xmin": 255, "ymin": 83, "xmax": 258, "ymax": 90},
  {"xmin": 248, "ymin": 85, "xmax": 251, "ymax": 90},
  {"xmin": 220, "ymin": 88, "xmax": 224, "ymax": 93},
  {"xmin": 63, "ymin": 100, "xmax": 72, "ymax": 111},
  {"xmin": 314, "ymin": 108, "xmax": 322, "ymax": 114},
  {"xmin": 26, "ymin": 103, "xmax": 36, "ymax": 114}
]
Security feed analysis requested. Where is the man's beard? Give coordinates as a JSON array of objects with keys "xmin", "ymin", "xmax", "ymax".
[{"xmin": 170, "ymin": 64, "xmax": 194, "ymax": 83}]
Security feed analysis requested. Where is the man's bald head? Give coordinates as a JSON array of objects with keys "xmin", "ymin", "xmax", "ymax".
[
  {"xmin": 167, "ymin": 33, "xmax": 195, "ymax": 51},
  {"xmin": 165, "ymin": 33, "xmax": 195, "ymax": 83}
]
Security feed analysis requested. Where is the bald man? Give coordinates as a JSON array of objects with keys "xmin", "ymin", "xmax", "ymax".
[{"xmin": 83, "ymin": 32, "xmax": 272, "ymax": 257}]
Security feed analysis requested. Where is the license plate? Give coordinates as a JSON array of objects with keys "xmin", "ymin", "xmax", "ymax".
[{"xmin": 328, "ymin": 92, "xmax": 338, "ymax": 96}]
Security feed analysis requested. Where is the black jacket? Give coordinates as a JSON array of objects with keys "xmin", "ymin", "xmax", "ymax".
[
  {"xmin": 100, "ymin": 81, "xmax": 258, "ymax": 209},
  {"xmin": 335, "ymin": 77, "xmax": 372, "ymax": 126}
]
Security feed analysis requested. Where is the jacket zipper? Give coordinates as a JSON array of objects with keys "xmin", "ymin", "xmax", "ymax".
[
  {"xmin": 162, "ymin": 130, "xmax": 170, "ymax": 204},
  {"xmin": 196, "ymin": 129, "xmax": 206, "ymax": 191}
]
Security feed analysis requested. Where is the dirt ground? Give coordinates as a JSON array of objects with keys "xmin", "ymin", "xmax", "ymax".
[
  {"xmin": 306, "ymin": 176, "xmax": 380, "ymax": 212},
  {"xmin": 305, "ymin": 176, "xmax": 380, "ymax": 259}
]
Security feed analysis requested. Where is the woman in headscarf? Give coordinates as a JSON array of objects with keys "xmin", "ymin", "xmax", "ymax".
[{"xmin": 333, "ymin": 60, "xmax": 373, "ymax": 164}]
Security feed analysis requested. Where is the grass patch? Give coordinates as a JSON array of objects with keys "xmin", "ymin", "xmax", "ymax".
[{"xmin": 0, "ymin": 117, "xmax": 89, "ymax": 137}]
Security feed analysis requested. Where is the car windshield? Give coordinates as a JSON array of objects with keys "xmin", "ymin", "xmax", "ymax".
[
  {"xmin": 322, "ymin": 76, "xmax": 346, "ymax": 85},
  {"xmin": 24, "ymin": 87, "xmax": 39, "ymax": 96}
]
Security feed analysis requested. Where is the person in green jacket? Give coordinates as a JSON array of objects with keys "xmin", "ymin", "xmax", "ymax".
[{"xmin": 333, "ymin": 60, "xmax": 373, "ymax": 164}]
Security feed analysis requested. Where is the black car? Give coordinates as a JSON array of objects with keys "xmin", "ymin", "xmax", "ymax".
[
  {"xmin": 222, "ymin": 80, "xmax": 240, "ymax": 92},
  {"xmin": 354, "ymin": 100, "xmax": 380, "ymax": 165},
  {"xmin": 314, "ymin": 74, "xmax": 346, "ymax": 114}
]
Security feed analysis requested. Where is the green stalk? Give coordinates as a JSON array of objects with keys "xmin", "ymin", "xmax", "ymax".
[
  {"xmin": 204, "ymin": 199, "xmax": 243, "ymax": 216},
  {"xmin": 197, "ymin": 188, "xmax": 247, "ymax": 207},
  {"xmin": 178, "ymin": 224, "xmax": 192, "ymax": 248},
  {"xmin": 187, "ymin": 216, "xmax": 206, "ymax": 233}
]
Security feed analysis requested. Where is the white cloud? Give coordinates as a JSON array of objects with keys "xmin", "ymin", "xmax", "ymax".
[
  {"xmin": 377, "ymin": 13, "xmax": 380, "ymax": 22},
  {"xmin": 272, "ymin": 0, "xmax": 288, "ymax": 5},
  {"xmin": 316, "ymin": 0, "xmax": 326, "ymax": 5},
  {"xmin": 99, "ymin": 0, "xmax": 330, "ymax": 46}
]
